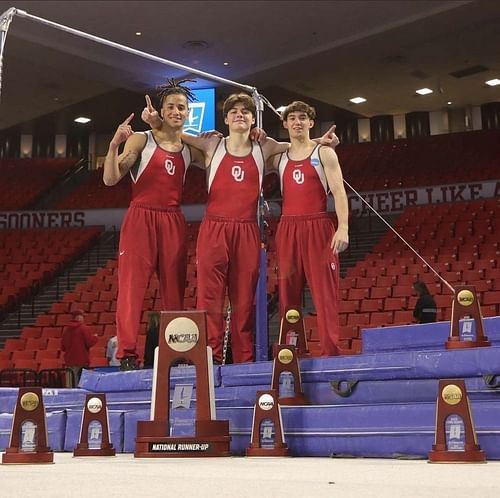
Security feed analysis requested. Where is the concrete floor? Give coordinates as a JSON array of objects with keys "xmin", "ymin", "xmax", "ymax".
[{"xmin": 1, "ymin": 453, "xmax": 499, "ymax": 498}]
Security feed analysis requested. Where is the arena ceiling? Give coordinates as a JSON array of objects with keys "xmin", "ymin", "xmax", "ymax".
[{"xmin": 0, "ymin": 0, "xmax": 499, "ymax": 133}]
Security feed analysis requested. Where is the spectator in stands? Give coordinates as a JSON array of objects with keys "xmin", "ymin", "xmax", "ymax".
[
  {"xmin": 143, "ymin": 92, "xmax": 337, "ymax": 364},
  {"xmin": 61, "ymin": 309, "xmax": 98, "ymax": 387},
  {"xmin": 144, "ymin": 312, "xmax": 160, "ymax": 369},
  {"xmin": 103, "ymin": 79, "xmax": 204, "ymax": 371},
  {"xmin": 106, "ymin": 335, "xmax": 120, "ymax": 367},
  {"xmin": 413, "ymin": 281, "xmax": 438, "ymax": 323},
  {"xmin": 267, "ymin": 101, "xmax": 349, "ymax": 356}
]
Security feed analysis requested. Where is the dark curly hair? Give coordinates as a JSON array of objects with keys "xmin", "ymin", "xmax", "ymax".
[{"xmin": 157, "ymin": 78, "xmax": 198, "ymax": 107}]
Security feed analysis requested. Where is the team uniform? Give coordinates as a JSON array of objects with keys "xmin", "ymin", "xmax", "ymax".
[
  {"xmin": 116, "ymin": 131, "xmax": 191, "ymax": 359},
  {"xmin": 275, "ymin": 145, "xmax": 340, "ymax": 356},
  {"xmin": 196, "ymin": 138, "xmax": 265, "ymax": 363}
]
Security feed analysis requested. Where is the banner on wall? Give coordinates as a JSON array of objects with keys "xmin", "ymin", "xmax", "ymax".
[{"xmin": 0, "ymin": 180, "xmax": 498, "ymax": 229}]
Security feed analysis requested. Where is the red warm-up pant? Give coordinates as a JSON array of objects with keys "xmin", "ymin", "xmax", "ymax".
[
  {"xmin": 116, "ymin": 204, "xmax": 187, "ymax": 359},
  {"xmin": 196, "ymin": 215, "xmax": 260, "ymax": 363},
  {"xmin": 276, "ymin": 213, "xmax": 340, "ymax": 356}
]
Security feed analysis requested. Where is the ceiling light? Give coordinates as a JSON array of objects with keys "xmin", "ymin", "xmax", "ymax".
[
  {"xmin": 135, "ymin": 32, "xmax": 142, "ymax": 36},
  {"xmin": 485, "ymin": 78, "xmax": 500, "ymax": 86},
  {"xmin": 223, "ymin": 62, "xmax": 229, "ymax": 66},
  {"xmin": 447, "ymin": 101, "xmax": 452, "ymax": 105},
  {"xmin": 349, "ymin": 97, "xmax": 367, "ymax": 104},
  {"xmin": 416, "ymin": 88, "xmax": 433, "ymax": 95},
  {"xmin": 74, "ymin": 117, "xmax": 91, "ymax": 124}
]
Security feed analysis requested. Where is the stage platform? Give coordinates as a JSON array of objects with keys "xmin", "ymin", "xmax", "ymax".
[{"xmin": 1, "ymin": 317, "xmax": 499, "ymax": 458}]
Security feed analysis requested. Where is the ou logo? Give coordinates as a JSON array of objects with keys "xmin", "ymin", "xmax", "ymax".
[
  {"xmin": 231, "ymin": 165, "xmax": 245, "ymax": 182},
  {"xmin": 165, "ymin": 159, "xmax": 175, "ymax": 175},
  {"xmin": 292, "ymin": 169, "xmax": 304, "ymax": 184}
]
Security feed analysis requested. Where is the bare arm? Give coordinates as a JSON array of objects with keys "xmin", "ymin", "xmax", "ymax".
[
  {"xmin": 103, "ymin": 113, "xmax": 146, "ymax": 186},
  {"xmin": 320, "ymin": 146, "xmax": 349, "ymax": 253},
  {"xmin": 265, "ymin": 153, "xmax": 280, "ymax": 175}
]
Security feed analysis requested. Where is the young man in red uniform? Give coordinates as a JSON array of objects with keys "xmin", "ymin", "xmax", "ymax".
[
  {"xmin": 268, "ymin": 101, "xmax": 349, "ymax": 356},
  {"xmin": 103, "ymin": 80, "xmax": 203, "ymax": 370}
]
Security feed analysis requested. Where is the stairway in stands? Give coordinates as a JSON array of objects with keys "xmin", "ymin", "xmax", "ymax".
[{"xmin": 0, "ymin": 230, "xmax": 118, "ymax": 347}]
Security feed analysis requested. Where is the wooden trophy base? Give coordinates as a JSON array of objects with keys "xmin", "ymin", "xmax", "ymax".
[
  {"xmin": 74, "ymin": 444, "xmax": 116, "ymax": 457},
  {"xmin": 246, "ymin": 444, "xmax": 289, "ymax": 457},
  {"xmin": 2, "ymin": 449, "xmax": 54, "ymax": 464},
  {"xmin": 446, "ymin": 337, "xmax": 491, "ymax": 349},
  {"xmin": 135, "ymin": 420, "xmax": 231, "ymax": 458},
  {"xmin": 428, "ymin": 445, "xmax": 486, "ymax": 463},
  {"xmin": 278, "ymin": 393, "xmax": 309, "ymax": 406}
]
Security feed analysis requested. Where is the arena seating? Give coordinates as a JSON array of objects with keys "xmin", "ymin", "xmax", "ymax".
[{"xmin": 0, "ymin": 158, "xmax": 78, "ymax": 210}]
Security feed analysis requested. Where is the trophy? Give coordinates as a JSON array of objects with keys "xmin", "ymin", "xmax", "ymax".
[
  {"xmin": 135, "ymin": 311, "xmax": 231, "ymax": 457},
  {"xmin": 271, "ymin": 345, "xmax": 308, "ymax": 405},
  {"xmin": 246, "ymin": 389, "xmax": 289, "ymax": 456},
  {"xmin": 278, "ymin": 306, "xmax": 309, "ymax": 357},
  {"xmin": 428, "ymin": 379, "xmax": 486, "ymax": 463},
  {"xmin": 74, "ymin": 393, "xmax": 116, "ymax": 456},
  {"xmin": 446, "ymin": 286, "xmax": 490, "ymax": 349},
  {"xmin": 2, "ymin": 387, "xmax": 54, "ymax": 464}
]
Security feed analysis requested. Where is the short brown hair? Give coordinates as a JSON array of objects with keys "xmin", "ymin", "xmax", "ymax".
[
  {"xmin": 223, "ymin": 93, "xmax": 256, "ymax": 118},
  {"xmin": 282, "ymin": 101, "xmax": 316, "ymax": 120}
]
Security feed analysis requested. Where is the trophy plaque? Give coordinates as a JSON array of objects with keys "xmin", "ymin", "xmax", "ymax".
[
  {"xmin": 246, "ymin": 389, "xmax": 289, "ymax": 457},
  {"xmin": 428, "ymin": 379, "xmax": 486, "ymax": 463},
  {"xmin": 278, "ymin": 306, "xmax": 309, "ymax": 357},
  {"xmin": 2, "ymin": 387, "xmax": 54, "ymax": 464},
  {"xmin": 446, "ymin": 286, "xmax": 490, "ymax": 349},
  {"xmin": 271, "ymin": 345, "xmax": 308, "ymax": 405},
  {"xmin": 135, "ymin": 311, "xmax": 231, "ymax": 457},
  {"xmin": 74, "ymin": 394, "xmax": 116, "ymax": 456}
]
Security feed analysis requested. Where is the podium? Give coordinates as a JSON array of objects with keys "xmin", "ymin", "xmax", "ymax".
[
  {"xmin": 278, "ymin": 306, "xmax": 309, "ymax": 357},
  {"xmin": 246, "ymin": 389, "xmax": 289, "ymax": 457},
  {"xmin": 74, "ymin": 394, "xmax": 116, "ymax": 456},
  {"xmin": 271, "ymin": 345, "xmax": 308, "ymax": 405},
  {"xmin": 2, "ymin": 387, "xmax": 54, "ymax": 464},
  {"xmin": 135, "ymin": 311, "xmax": 231, "ymax": 457},
  {"xmin": 446, "ymin": 286, "xmax": 490, "ymax": 349},
  {"xmin": 428, "ymin": 379, "xmax": 486, "ymax": 463}
]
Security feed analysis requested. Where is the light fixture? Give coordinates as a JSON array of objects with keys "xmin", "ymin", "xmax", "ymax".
[
  {"xmin": 485, "ymin": 78, "xmax": 500, "ymax": 87},
  {"xmin": 135, "ymin": 32, "xmax": 142, "ymax": 36},
  {"xmin": 223, "ymin": 62, "xmax": 229, "ymax": 66},
  {"xmin": 349, "ymin": 97, "xmax": 367, "ymax": 104},
  {"xmin": 74, "ymin": 117, "xmax": 91, "ymax": 124},
  {"xmin": 447, "ymin": 101, "xmax": 452, "ymax": 105},
  {"xmin": 416, "ymin": 88, "xmax": 433, "ymax": 95}
]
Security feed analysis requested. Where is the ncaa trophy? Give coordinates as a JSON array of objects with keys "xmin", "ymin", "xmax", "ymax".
[
  {"xmin": 271, "ymin": 345, "xmax": 308, "ymax": 405},
  {"xmin": 135, "ymin": 311, "xmax": 231, "ymax": 457},
  {"xmin": 428, "ymin": 379, "xmax": 485, "ymax": 463},
  {"xmin": 74, "ymin": 393, "xmax": 116, "ymax": 456},
  {"xmin": 277, "ymin": 306, "xmax": 309, "ymax": 357},
  {"xmin": 446, "ymin": 286, "xmax": 490, "ymax": 349},
  {"xmin": 2, "ymin": 387, "xmax": 54, "ymax": 464},
  {"xmin": 246, "ymin": 389, "xmax": 289, "ymax": 456}
]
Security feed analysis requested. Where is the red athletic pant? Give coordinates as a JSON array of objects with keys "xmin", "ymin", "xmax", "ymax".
[
  {"xmin": 276, "ymin": 213, "xmax": 340, "ymax": 356},
  {"xmin": 196, "ymin": 216, "xmax": 260, "ymax": 363},
  {"xmin": 116, "ymin": 205, "xmax": 187, "ymax": 359}
]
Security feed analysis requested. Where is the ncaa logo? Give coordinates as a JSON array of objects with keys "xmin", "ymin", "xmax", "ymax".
[
  {"xmin": 292, "ymin": 169, "xmax": 304, "ymax": 184},
  {"xmin": 258, "ymin": 393, "xmax": 275, "ymax": 411},
  {"xmin": 165, "ymin": 159, "xmax": 176, "ymax": 176},
  {"xmin": 232, "ymin": 165, "xmax": 245, "ymax": 182},
  {"xmin": 311, "ymin": 158, "xmax": 320, "ymax": 167}
]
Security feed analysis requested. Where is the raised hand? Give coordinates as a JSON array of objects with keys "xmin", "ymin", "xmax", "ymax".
[
  {"xmin": 320, "ymin": 124, "xmax": 340, "ymax": 147},
  {"xmin": 141, "ymin": 94, "xmax": 160, "ymax": 126},
  {"xmin": 110, "ymin": 113, "xmax": 134, "ymax": 147}
]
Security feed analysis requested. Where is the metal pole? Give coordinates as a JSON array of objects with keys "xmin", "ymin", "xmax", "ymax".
[
  {"xmin": 252, "ymin": 90, "xmax": 269, "ymax": 362},
  {"xmin": 0, "ymin": 8, "xmax": 16, "ymax": 102},
  {"xmin": 11, "ymin": 8, "xmax": 256, "ymax": 93}
]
